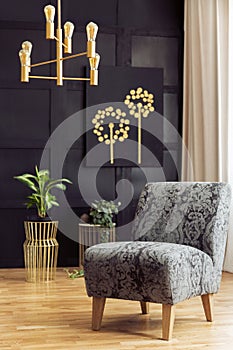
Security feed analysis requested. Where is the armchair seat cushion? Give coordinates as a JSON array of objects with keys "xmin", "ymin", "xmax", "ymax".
[{"xmin": 84, "ymin": 241, "xmax": 215, "ymax": 305}]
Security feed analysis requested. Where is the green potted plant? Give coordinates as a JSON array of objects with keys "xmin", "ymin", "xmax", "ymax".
[
  {"xmin": 14, "ymin": 166, "xmax": 72, "ymax": 219},
  {"xmin": 89, "ymin": 200, "xmax": 120, "ymax": 228},
  {"xmin": 14, "ymin": 166, "xmax": 72, "ymax": 283},
  {"xmin": 78, "ymin": 200, "xmax": 120, "ymax": 267}
]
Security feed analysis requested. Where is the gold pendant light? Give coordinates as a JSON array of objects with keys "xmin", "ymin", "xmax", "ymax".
[{"xmin": 18, "ymin": 0, "xmax": 100, "ymax": 86}]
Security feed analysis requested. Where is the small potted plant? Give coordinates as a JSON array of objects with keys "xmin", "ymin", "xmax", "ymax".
[
  {"xmin": 78, "ymin": 200, "xmax": 120, "ymax": 266},
  {"xmin": 14, "ymin": 166, "xmax": 72, "ymax": 282},
  {"xmin": 89, "ymin": 199, "xmax": 120, "ymax": 241}
]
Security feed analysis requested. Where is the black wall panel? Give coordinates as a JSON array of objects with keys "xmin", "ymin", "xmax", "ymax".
[
  {"xmin": 118, "ymin": 0, "xmax": 183, "ymax": 31},
  {"xmin": 132, "ymin": 36, "xmax": 179, "ymax": 86},
  {"xmin": 0, "ymin": 209, "xmax": 27, "ymax": 268},
  {"xmin": 0, "ymin": 0, "xmax": 184, "ymax": 268},
  {"xmin": 0, "ymin": 89, "xmax": 50, "ymax": 147},
  {"xmin": 163, "ymin": 93, "xmax": 179, "ymax": 143},
  {"xmin": 0, "ymin": 149, "xmax": 49, "ymax": 208},
  {"xmin": 0, "ymin": 1, "xmax": 51, "ymax": 22},
  {"xmin": 64, "ymin": 0, "xmax": 118, "ymax": 27},
  {"xmin": 51, "ymin": 89, "xmax": 84, "ymax": 131}
]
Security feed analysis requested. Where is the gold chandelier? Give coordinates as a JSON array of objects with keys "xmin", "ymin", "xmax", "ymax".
[{"xmin": 18, "ymin": 0, "xmax": 100, "ymax": 86}]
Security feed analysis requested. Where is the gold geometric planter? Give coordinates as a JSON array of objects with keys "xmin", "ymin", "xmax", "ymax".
[{"xmin": 23, "ymin": 221, "xmax": 59, "ymax": 283}]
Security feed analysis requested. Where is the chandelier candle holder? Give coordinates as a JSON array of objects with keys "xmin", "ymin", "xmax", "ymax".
[
  {"xmin": 18, "ymin": 0, "xmax": 100, "ymax": 86},
  {"xmin": 124, "ymin": 87, "xmax": 155, "ymax": 164},
  {"xmin": 92, "ymin": 107, "xmax": 130, "ymax": 164}
]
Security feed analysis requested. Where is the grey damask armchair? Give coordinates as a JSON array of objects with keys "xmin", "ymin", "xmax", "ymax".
[{"xmin": 84, "ymin": 182, "xmax": 231, "ymax": 340}]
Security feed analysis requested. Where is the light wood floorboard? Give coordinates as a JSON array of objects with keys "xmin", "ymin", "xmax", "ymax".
[{"xmin": 0, "ymin": 269, "xmax": 233, "ymax": 349}]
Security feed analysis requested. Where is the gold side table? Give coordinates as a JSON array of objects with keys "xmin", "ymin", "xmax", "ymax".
[
  {"xmin": 78, "ymin": 223, "xmax": 116, "ymax": 267},
  {"xmin": 24, "ymin": 221, "xmax": 59, "ymax": 283}
]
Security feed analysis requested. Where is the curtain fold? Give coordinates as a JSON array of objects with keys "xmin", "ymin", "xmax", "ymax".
[
  {"xmin": 182, "ymin": 0, "xmax": 233, "ymax": 272},
  {"xmin": 223, "ymin": 0, "xmax": 233, "ymax": 272}
]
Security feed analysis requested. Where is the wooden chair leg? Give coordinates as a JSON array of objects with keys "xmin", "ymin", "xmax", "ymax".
[
  {"xmin": 140, "ymin": 301, "xmax": 149, "ymax": 314},
  {"xmin": 92, "ymin": 297, "xmax": 106, "ymax": 330},
  {"xmin": 162, "ymin": 304, "xmax": 176, "ymax": 341},
  {"xmin": 201, "ymin": 294, "xmax": 213, "ymax": 322}
]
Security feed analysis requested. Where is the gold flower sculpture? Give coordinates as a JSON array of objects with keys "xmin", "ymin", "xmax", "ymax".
[
  {"xmin": 124, "ymin": 87, "xmax": 155, "ymax": 164},
  {"xmin": 92, "ymin": 106, "xmax": 130, "ymax": 164}
]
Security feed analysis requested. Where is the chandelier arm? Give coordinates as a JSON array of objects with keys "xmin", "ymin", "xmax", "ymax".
[
  {"xmin": 30, "ymin": 59, "xmax": 57, "ymax": 68},
  {"xmin": 53, "ymin": 36, "xmax": 68, "ymax": 49},
  {"xmin": 29, "ymin": 51, "xmax": 87, "ymax": 69},
  {"xmin": 62, "ymin": 42, "xmax": 68, "ymax": 49},
  {"xmin": 29, "ymin": 76, "xmax": 57, "ymax": 80},
  {"xmin": 63, "ymin": 77, "xmax": 90, "ymax": 81},
  {"xmin": 61, "ymin": 52, "xmax": 87, "ymax": 61},
  {"xmin": 28, "ymin": 76, "xmax": 91, "ymax": 82}
]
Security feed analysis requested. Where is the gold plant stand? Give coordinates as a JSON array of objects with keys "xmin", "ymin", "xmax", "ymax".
[
  {"xmin": 24, "ymin": 221, "xmax": 59, "ymax": 283},
  {"xmin": 78, "ymin": 223, "xmax": 115, "ymax": 267}
]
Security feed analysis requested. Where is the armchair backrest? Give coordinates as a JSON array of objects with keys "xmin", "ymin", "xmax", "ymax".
[{"xmin": 133, "ymin": 182, "xmax": 231, "ymax": 272}]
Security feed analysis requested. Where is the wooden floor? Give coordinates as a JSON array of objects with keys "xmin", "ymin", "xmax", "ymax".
[{"xmin": 0, "ymin": 269, "xmax": 233, "ymax": 350}]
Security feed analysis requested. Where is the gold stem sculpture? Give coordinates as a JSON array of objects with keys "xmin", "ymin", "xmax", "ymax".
[
  {"xmin": 138, "ymin": 106, "xmax": 142, "ymax": 164},
  {"xmin": 18, "ymin": 0, "xmax": 100, "ymax": 86},
  {"xmin": 124, "ymin": 87, "xmax": 155, "ymax": 164},
  {"xmin": 109, "ymin": 123, "xmax": 114, "ymax": 164},
  {"xmin": 92, "ymin": 107, "xmax": 130, "ymax": 164}
]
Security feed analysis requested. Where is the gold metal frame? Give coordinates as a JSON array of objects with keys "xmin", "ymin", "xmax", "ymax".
[
  {"xmin": 18, "ymin": 0, "xmax": 100, "ymax": 86},
  {"xmin": 24, "ymin": 221, "xmax": 59, "ymax": 283}
]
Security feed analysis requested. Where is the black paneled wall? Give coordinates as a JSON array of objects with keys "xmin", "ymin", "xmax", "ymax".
[{"xmin": 0, "ymin": 0, "xmax": 184, "ymax": 267}]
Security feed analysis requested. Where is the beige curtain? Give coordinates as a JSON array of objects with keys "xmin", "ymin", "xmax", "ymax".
[{"xmin": 182, "ymin": 0, "xmax": 233, "ymax": 272}]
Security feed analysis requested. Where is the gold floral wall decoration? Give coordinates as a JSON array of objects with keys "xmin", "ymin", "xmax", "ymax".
[
  {"xmin": 92, "ymin": 106, "xmax": 130, "ymax": 164},
  {"xmin": 124, "ymin": 87, "xmax": 155, "ymax": 164}
]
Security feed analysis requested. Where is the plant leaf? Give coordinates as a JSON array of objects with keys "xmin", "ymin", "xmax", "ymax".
[
  {"xmin": 53, "ymin": 183, "xmax": 66, "ymax": 190},
  {"xmin": 14, "ymin": 176, "xmax": 38, "ymax": 192}
]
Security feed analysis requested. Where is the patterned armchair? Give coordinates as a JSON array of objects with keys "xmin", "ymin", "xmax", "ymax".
[{"xmin": 84, "ymin": 182, "xmax": 231, "ymax": 340}]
